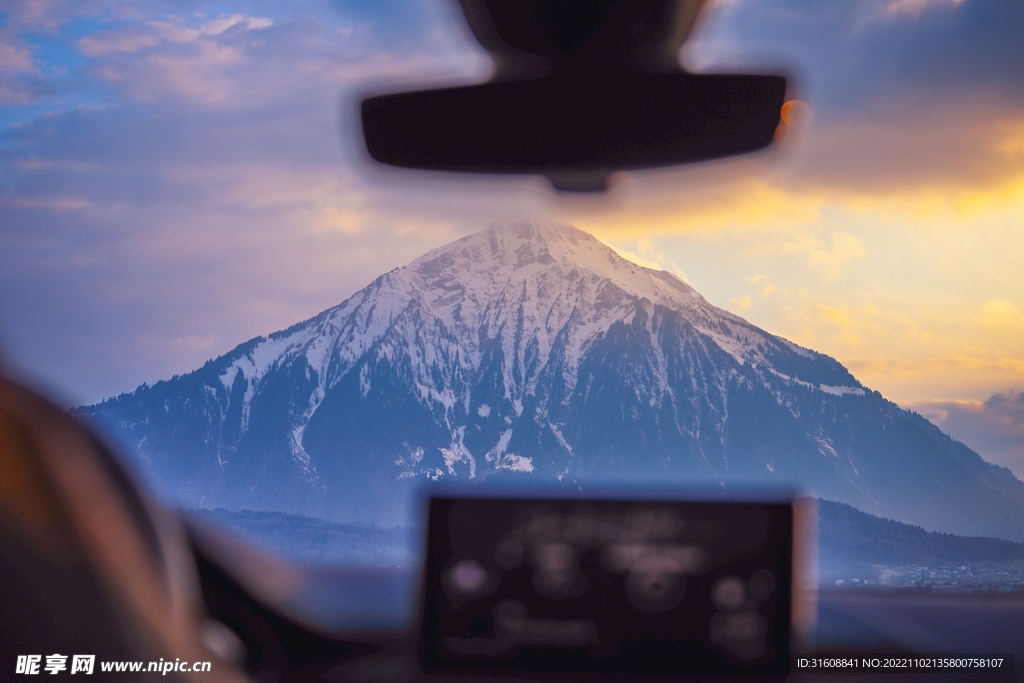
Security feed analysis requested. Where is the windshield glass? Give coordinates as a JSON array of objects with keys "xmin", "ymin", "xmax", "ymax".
[{"xmin": 2, "ymin": 0, "xmax": 1023, "ymax": 611}]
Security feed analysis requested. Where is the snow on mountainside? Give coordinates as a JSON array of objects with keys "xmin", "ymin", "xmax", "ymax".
[
  {"xmin": 80, "ymin": 223, "xmax": 1024, "ymax": 541},
  {"xmin": 209, "ymin": 223, "xmax": 852, "ymax": 482}
]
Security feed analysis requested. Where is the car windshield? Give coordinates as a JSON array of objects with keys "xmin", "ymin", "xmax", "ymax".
[{"xmin": 2, "ymin": 0, "xmax": 1024, "ymax": 636}]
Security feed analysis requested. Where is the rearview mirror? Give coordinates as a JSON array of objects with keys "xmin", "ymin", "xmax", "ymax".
[
  {"xmin": 362, "ymin": 72, "xmax": 787, "ymax": 192},
  {"xmin": 360, "ymin": 0, "xmax": 788, "ymax": 191}
]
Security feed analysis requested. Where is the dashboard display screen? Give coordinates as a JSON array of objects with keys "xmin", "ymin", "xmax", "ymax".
[{"xmin": 421, "ymin": 494, "xmax": 793, "ymax": 679}]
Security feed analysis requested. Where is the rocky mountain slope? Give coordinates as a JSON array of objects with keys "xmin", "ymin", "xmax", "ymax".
[{"xmin": 80, "ymin": 223, "xmax": 1024, "ymax": 539}]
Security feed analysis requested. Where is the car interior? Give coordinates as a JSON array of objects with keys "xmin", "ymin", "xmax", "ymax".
[{"xmin": 2, "ymin": 0, "xmax": 1022, "ymax": 681}]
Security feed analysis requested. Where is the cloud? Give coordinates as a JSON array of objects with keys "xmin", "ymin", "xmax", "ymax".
[
  {"xmin": 0, "ymin": 0, "xmax": 503, "ymax": 402},
  {"xmin": 691, "ymin": 0, "xmax": 1024, "ymax": 106},
  {"xmin": 79, "ymin": 13, "xmax": 286, "ymax": 107},
  {"xmin": 730, "ymin": 295, "xmax": 753, "ymax": 312},
  {"xmin": 77, "ymin": 29, "xmax": 161, "ymax": 56},
  {"xmin": 310, "ymin": 205, "xmax": 368, "ymax": 235},
  {"xmin": 979, "ymin": 298, "xmax": 1024, "ymax": 329},
  {"xmin": 850, "ymin": 357, "xmax": 1024, "ymax": 378},
  {"xmin": 846, "ymin": 357, "xmax": 1024, "ymax": 404},
  {"xmin": 779, "ymin": 303, "xmax": 899, "ymax": 349},
  {"xmin": 610, "ymin": 237, "xmax": 669, "ymax": 271},
  {"xmin": 2, "ymin": 0, "xmax": 1024, "ymax": 414},
  {"xmin": 906, "ymin": 390, "xmax": 1024, "ymax": 477},
  {"xmin": 200, "ymin": 14, "xmax": 273, "ymax": 36},
  {"xmin": 782, "ymin": 105, "xmax": 1024, "ymax": 204},
  {"xmin": 783, "ymin": 231, "xmax": 866, "ymax": 279},
  {"xmin": 0, "ymin": 0, "xmax": 72, "ymax": 33},
  {"xmin": 8, "ymin": 0, "xmax": 482, "ymax": 118},
  {"xmin": 745, "ymin": 274, "xmax": 777, "ymax": 297},
  {"xmin": 0, "ymin": 23, "xmax": 49, "ymax": 105},
  {"xmin": 882, "ymin": 0, "xmax": 967, "ymax": 20},
  {"xmin": 0, "ymin": 41, "xmax": 38, "ymax": 74},
  {"xmin": 681, "ymin": 0, "xmax": 1024, "ymax": 205},
  {"xmin": 572, "ymin": 176, "xmax": 825, "ymax": 238}
]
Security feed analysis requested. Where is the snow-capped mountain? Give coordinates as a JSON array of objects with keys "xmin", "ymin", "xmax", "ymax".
[{"xmin": 80, "ymin": 223, "xmax": 1024, "ymax": 540}]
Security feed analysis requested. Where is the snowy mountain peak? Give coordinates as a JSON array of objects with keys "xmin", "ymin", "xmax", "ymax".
[
  {"xmin": 83, "ymin": 222, "xmax": 1024, "ymax": 541},
  {"xmin": 406, "ymin": 222, "xmax": 705, "ymax": 318},
  {"xmin": 352, "ymin": 222, "xmax": 809, "ymax": 415},
  {"xmin": 366, "ymin": 221, "xmax": 789, "ymax": 372},
  {"xmin": 204, "ymin": 223, "xmax": 841, "ymax": 460}
]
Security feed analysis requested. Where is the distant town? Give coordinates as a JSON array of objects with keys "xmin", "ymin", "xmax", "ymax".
[{"xmin": 830, "ymin": 563, "xmax": 1024, "ymax": 593}]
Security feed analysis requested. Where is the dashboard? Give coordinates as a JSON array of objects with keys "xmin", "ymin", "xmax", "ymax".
[{"xmin": 185, "ymin": 495, "xmax": 1024, "ymax": 682}]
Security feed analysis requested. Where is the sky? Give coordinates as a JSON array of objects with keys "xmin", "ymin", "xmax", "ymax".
[{"xmin": 1, "ymin": 0, "xmax": 1023, "ymax": 476}]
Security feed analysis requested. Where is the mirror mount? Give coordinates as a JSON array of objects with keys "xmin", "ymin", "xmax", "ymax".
[{"xmin": 360, "ymin": 0, "xmax": 789, "ymax": 192}]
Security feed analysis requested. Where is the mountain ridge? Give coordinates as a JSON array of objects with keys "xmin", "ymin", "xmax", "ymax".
[
  {"xmin": 79, "ymin": 222, "xmax": 1024, "ymax": 540},
  {"xmin": 189, "ymin": 502, "xmax": 1024, "ymax": 580}
]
